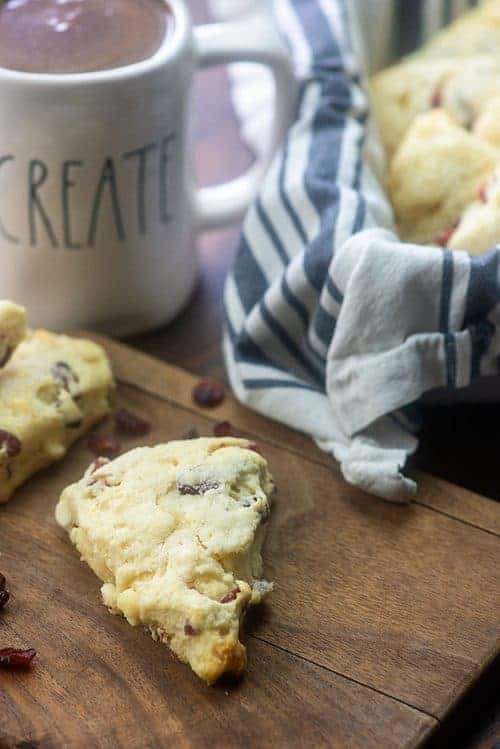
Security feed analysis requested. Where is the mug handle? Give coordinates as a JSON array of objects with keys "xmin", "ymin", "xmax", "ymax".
[{"xmin": 192, "ymin": 13, "xmax": 297, "ymax": 230}]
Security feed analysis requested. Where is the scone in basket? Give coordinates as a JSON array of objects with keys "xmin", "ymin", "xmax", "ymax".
[{"xmin": 221, "ymin": 0, "xmax": 500, "ymax": 502}]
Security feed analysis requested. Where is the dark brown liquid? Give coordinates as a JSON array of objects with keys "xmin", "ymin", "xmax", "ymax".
[{"xmin": 0, "ymin": 0, "xmax": 171, "ymax": 74}]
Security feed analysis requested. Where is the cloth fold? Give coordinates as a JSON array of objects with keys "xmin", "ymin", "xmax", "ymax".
[{"xmin": 215, "ymin": 0, "xmax": 498, "ymax": 502}]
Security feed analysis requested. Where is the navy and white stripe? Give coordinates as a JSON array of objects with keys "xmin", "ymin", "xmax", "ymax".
[{"xmin": 216, "ymin": 0, "xmax": 500, "ymax": 501}]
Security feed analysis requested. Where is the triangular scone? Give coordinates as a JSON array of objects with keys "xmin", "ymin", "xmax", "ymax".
[
  {"xmin": 55, "ymin": 437, "xmax": 275, "ymax": 685},
  {"xmin": 473, "ymin": 95, "xmax": 500, "ymax": 149},
  {"xmin": 370, "ymin": 56, "xmax": 461, "ymax": 158},
  {"xmin": 389, "ymin": 110, "xmax": 499, "ymax": 245},
  {"xmin": 0, "ymin": 301, "xmax": 27, "ymax": 368},
  {"xmin": 447, "ymin": 168, "xmax": 500, "ymax": 253},
  {"xmin": 0, "ymin": 330, "xmax": 113, "ymax": 503},
  {"xmin": 424, "ymin": 1, "xmax": 500, "ymax": 60},
  {"xmin": 370, "ymin": 55, "xmax": 500, "ymax": 159},
  {"xmin": 370, "ymin": 2, "xmax": 500, "ymax": 158}
]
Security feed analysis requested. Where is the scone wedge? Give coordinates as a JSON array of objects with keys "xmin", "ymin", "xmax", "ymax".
[
  {"xmin": 56, "ymin": 437, "xmax": 275, "ymax": 685},
  {"xmin": 389, "ymin": 110, "xmax": 499, "ymax": 245},
  {"xmin": 0, "ymin": 301, "xmax": 27, "ymax": 367},
  {"xmin": 370, "ymin": 55, "xmax": 500, "ymax": 158},
  {"xmin": 0, "ymin": 330, "xmax": 113, "ymax": 503}
]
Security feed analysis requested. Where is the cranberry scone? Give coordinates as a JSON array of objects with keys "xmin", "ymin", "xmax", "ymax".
[
  {"xmin": 370, "ymin": 2, "xmax": 500, "ymax": 157},
  {"xmin": 473, "ymin": 96, "xmax": 500, "ymax": 148},
  {"xmin": 0, "ymin": 301, "xmax": 27, "ymax": 368},
  {"xmin": 389, "ymin": 110, "xmax": 499, "ymax": 247},
  {"xmin": 424, "ymin": 1, "xmax": 500, "ymax": 60},
  {"xmin": 370, "ymin": 56, "xmax": 461, "ymax": 158},
  {"xmin": 0, "ymin": 330, "xmax": 113, "ymax": 503},
  {"xmin": 370, "ymin": 55, "xmax": 500, "ymax": 158},
  {"xmin": 445, "ymin": 170, "xmax": 500, "ymax": 253},
  {"xmin": 55, "ymin": 437, "xmax": 275, "ymax": 685}
]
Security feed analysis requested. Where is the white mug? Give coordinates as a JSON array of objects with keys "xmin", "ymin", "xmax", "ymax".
[{"xmin": 0, "ymin": 0, "xmax": 296, "ymax": 336}]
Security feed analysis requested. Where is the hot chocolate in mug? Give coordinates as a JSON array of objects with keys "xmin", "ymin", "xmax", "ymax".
[{"xmin": 0, "ymin": 0, "xmax": 296, "ymax": 334}]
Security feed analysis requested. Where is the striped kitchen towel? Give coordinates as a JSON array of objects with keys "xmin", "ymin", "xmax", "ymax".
[{"xmin": 217, "ymin": 0, "xmax": 500, "ymax": 502}]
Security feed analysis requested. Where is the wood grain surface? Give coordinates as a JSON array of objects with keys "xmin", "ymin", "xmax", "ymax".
[
  {"xmin": 105, "ymin": 335, "xmax": 500, "ymax": 537},
  {"xmin": 1, "ymin": 0, "xmax": 497, "ymax": 744},
  {"xmin": 1, "ymin": 336, "xmax": 498, "ymax": 748}
]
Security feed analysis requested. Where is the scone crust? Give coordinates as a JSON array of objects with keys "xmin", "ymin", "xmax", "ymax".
[
  {"xmin": 389, "ymin": 110, "xmax": 498, "ymax": 245},
  {"xmin": 56, "ymin": 437, "xmax": 275, "ymax": 684},
  {"xmin": 0, "ymin": 330, "xmax": 113, "ymax": 502},
  {"xmin": 0, "ymin": 301, "xmax": 27, "ymax": 367}
]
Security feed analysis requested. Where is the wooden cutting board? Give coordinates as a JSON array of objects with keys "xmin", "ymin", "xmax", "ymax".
[{"xmin": 1, "ymin": 334, "xmax": 499, "ymax": 749}]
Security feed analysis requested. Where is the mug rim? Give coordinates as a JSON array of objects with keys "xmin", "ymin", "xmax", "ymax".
[{"xmin": 0, "ymin": 0, "xmax": 189, "ymax": 86}]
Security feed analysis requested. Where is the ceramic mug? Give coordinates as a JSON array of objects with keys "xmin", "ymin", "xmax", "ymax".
[{"xmin": 0, "ymin": 0, "xmax": 296, "ymax": 335}]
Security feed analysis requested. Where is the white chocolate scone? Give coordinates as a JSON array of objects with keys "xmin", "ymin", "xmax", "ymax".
[
  {"xmin": 55, "ymin": 437, "xmax": 275, "ymax": 685},
  {"xmin": 0, "ymin": 301, "xmax": 27, "ymax": 368},
  {"xmin": 389, "ymin": 110, "xmax": 499, "ymax": 245},
  {"xmin": 0, "ymin": 331, "xmax": 113, "ymax": 503}
]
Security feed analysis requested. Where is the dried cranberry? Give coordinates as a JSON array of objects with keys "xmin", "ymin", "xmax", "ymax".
[
  {"xmin": 435, "ymin": 220, "xmax": 459, "ymax": 247},
  {"xmin": 213, "ymin": 421, "xmax": 238, "ymax": 438},
  {"xmin": 193, "ymin": 379, "xmax": 226, "ymax": 408},
  {"xmin": 221, "ymin": 587, "xmax": 240, "ymax": 604},
  {"xmin": 115, "ymin": 408, "xmax": 151, "ymax": 436},
  {"xmin": 0, "ymin": 648, "xmax": 36, "ymax": 669},
  {"xmin": 479, "ymin": 184, "xmax": 488, "ymax": 204},
  {"xmin": 182, "ymin": 428, "xmax": 199, "ymax": 440},
  {"xmin": 0, "ymin": 430, "xmax": 22, "ymax": 459},
  {"xmin": 87, "ymin": 433, "xmax": 121, "ymax": 459},
  {"xmin": 184, "ymin": 621, "xmax": 198, "ymax": 636},
  {"xmin": 179, "ymin": 480, "xmax": 220, "ymax": 496},
  {"xmin": 431, "ymin": 85, "xmax": 443, "ymax": 108},
  {"xmin": 52, "ymin": 361, "xmax": 79, "ymax": 392},
  {"xmin": 0, "ymin": 345, "xmax": 12, "ymax": 368}
]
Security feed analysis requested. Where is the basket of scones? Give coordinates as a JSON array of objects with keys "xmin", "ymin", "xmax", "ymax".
[{"xmin": 371, "ymin": 2, "xmax": 500, "ymax": 253}]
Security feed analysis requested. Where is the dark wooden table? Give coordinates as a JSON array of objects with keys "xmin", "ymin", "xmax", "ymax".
[{"xmin": 129, "ymin": 2, "xmax": 500, "ymax": 747}]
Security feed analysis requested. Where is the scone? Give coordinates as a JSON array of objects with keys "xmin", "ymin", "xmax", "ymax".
[
  {"xmin": 369, "ymin": 1, "xmax": 500, "ymax": 156},
  {"xmin": 55, "ymin": 437, "xmax": 275, "ymax": 685},
  {"xmin": 0, "ymin": 331, "xmax": 113, "ymax": 503},
  {"xmin": 371, "ymin": 0, "xmax": 500, "ymax": 253},
  {"xmin": 370, "ymin": 56, "xmax": 500, "ymax": 158},
  {"xmin": 473, "ymin": 95, "xmax": 500, "ymax": 148},
  {"xmin": 424, "ymin": 1, "xmax": 500, "ymax": 59},
  {"xmin": 370, "ymin": 56, "xmax": 460, "ymax": 158},
  {"xmin": 0, "ymin": 301, "xmax": 27, "ymax": 368},
  {"xmin": 389, "ymin": 110, "xmax": 499, "ymax": 245},
  {"xmin": 447, "ymin": 170, "xmax": 500, "ymax": 253}
]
